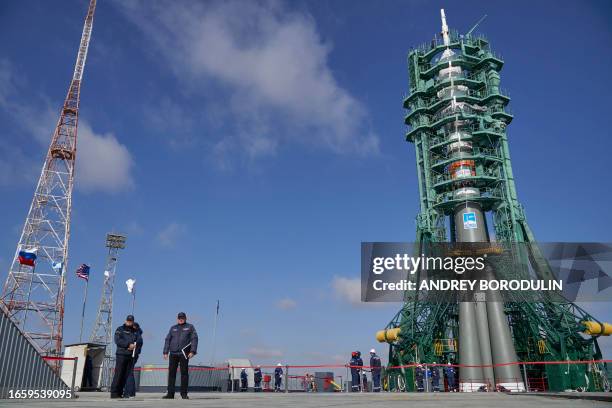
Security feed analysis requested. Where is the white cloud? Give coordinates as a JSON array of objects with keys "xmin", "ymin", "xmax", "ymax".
[
  {"xmin": 156, "ymin": 222, "xmax": 186, "ymax": 248},
  {"xmin": 0, "ymin": 60, "xmax": 45, "ymax": 185},
  {"xmin": 276, "ymin": 298, "xmax": 297, "ymax": 310},
  {"xmin": 332, "ymin": 276, "xmax": 363, "ymax": 306},
  {"xmin": 118, "ymin": 1, "xmax": 379, "ymax": 162},
  {"xmin": 331, "ymin": 276, "xmax": 387, "ymax": 308},
  {"xmin": 246, "ymin": 347, "xmax": 284, "ymax": 359},
  {"xmin": 76, "ymin": 122, "xmax": 134, "ymax": 193},
  {"xmin": 0, "ymin": 59, "xmax": 134, "ymax": 193}
]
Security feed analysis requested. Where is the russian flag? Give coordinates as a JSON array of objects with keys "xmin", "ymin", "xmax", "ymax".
[{"xmin": 18, "ymin": 249, "xmax": 37, "ymax": 266}]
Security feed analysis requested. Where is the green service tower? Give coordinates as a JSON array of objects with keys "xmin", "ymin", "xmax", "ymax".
[{"xmin": 376, "ymin": 10, "xmax": 610, "ymax": 392}]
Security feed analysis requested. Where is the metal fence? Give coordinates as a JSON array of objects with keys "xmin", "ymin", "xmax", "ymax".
[
  {"xmin": 134, "ymin": 365, "xmax": 227, "ymax": 392},
  {"xmin": 0, "ymin": 307, "xmax": 75, "ymax": 398},
  {"xmin": 131, "ymin": 365, "xmax": 341, "ymax": 393}
]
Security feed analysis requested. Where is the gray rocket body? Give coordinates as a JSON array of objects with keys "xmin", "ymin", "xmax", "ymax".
[
  {"xmin": 453, "ymin": 203, "xmax": 489, "ymax": 243},
  {"xmin": 453, "ymin": 202, "xmax": 525, "ymax": 391}
]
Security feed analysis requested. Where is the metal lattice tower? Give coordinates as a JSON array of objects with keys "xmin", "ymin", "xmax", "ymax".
[
  {"xmin": 378, "ymin": 10, "xmax": 609, "ymax": 392},
  {"xmin": 90, "ymin": 234, "xmax": 126, "ymax": 347},
  {"xmin": 0, "ymin": 0, "xmax": 96, "ymax": 356}
]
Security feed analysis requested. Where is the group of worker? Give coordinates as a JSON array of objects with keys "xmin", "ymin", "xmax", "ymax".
[
  {"xmin": 349, "ymin": 350, "xmax": 458, "ymax": 393},
  {"xmin": 349, "ymin": 348, "xmax": 382, "ymax": 392},
  {"xmin": 110, "ymin": 312, "xmax": 198, "ymax": 399},
  {"xmin": 415, "ymin": 362, "xmax": 458, "ymax": 392},
  {"xmin": 107, "ymin": 313, "xmax": 457, "ymax": 397},
  {"xmin": 239, "ymin": 363, "xmax": 284, "ymax": 392}
]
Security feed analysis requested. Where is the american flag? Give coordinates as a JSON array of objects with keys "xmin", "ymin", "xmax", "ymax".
[{"xmin": 76, "ymin": 264, "xmax": 90, "ymax": 281}]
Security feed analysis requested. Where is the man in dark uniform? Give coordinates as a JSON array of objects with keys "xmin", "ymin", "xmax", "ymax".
[
  {"xmin": 240, "ymin": 368, "xmax": 248, "ymax": 391},
  {"xmin": 162, "ymin": 312, "xmax": 198, "ymax": 399},
  {"xmin": 349, "ymin": 351, "xmax": 363, "ymax": 392},
  {"xmin": 124, "ymin": 322, "xmax": 143, "ymax": 398},
  {"xmin": 110, "ymin": 315, "xmax": 140, "ymax": 398},
  {"xmin": 253, "ymin": 365, "xmax": 262, "ymax": 392},
  {"xmin": 431, "ymin": 361, "xmax": 440, "ymax": 392},
  {"xmin": 444, "ymin": 362, "xmax": 457, "ymax": 392},
  {"xmin": 415, "ymin": 364, "xmax": 424, "ymax": 392},
  {"xmin": 369, "ymin": 348, "xmax": 382, "ymax": 392},
  {"xmin": 274, "ymin": 364, "xmax": 283, "ymax": 391}
]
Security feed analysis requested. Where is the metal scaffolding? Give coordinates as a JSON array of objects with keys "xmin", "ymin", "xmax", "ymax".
[{"xmin": 379, "ymin": 9, "xmax": 609, "ymax": 392}]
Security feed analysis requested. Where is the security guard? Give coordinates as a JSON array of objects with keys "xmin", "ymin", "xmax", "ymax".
[
  {"xmin": 369, "ymin": 348, "xmax": 382, "ymax": 392},
  {"xmin": 110, "ymin": 315, "xmax": 140, "ymax": 398},
  {"xmin": 349, "ymin": 351, "xmax": 363, "ymax": 392},
  {"xmin": 162, "ymin": 312, "xmax": 198, "ymax": 399},
  {"xmin": 274, "ymin": 363, "xmax": 283, "ymax": 391},
  {"xmin": 254, "ymin": 366, "xmax": 263, "ymax": 392},
  {"xmin": 124, "ymin": 321, "xmax": 143, "ymax": 398}
]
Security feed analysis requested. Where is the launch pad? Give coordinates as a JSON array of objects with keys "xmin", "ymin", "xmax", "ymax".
[
  {"xmin": 0, "ymin": 1, "xmax": 609, "ymax": 401},
  {"xmin": 3, "ymin": 391, "xmax": 611, "ymax": 408}
]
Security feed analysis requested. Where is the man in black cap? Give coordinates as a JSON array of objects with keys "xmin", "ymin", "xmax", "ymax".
[
  {"xmin": 123, "ymin": 321, "xmax": 143, "ymax": 398},
  {"xmin": 162, "ymin": 312, "xmax": 198, "ymax": 399},
  {"xmin": 110, "ymin": 315, "xmax": 140, "ymax": 398}
]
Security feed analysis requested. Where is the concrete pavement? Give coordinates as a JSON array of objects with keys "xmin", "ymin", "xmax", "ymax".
[{"xmin": 1, "ymin": 392, "xmax": 611, "ymax": 408}]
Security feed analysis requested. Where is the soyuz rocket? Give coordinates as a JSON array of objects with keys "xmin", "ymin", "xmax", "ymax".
[{"xmin": 432, "ymin": 10, "xmax": 524, "ymax": 391}]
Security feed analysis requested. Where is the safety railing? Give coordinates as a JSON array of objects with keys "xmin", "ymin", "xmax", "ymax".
[
  {"xmin": 430, "ymin": 147, "xmax": 501, "ymax": 168},
  {"xmin": 384, "ymin": 359, "xmax": 611, "ymax": 393},
  {"xmin": 406, "ymin": 93, "xmax": 511, "ymax": 130},
  {"xmin": 109, "ymin": 359, "xmax": 611, "ymax": 394}
]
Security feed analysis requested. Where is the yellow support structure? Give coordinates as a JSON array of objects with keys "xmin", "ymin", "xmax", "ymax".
[
  {"xmin": 376, "ymin": 328, "xmax": 401, "ymax": 343},
  {"xmin": 582, "ymin": 321, "xmax": 612, "ymax": 336}
]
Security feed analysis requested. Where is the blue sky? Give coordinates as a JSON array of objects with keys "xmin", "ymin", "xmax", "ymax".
[{"xmin": 1, "ymin": 0, "xmax": 611, "ymax": 369}]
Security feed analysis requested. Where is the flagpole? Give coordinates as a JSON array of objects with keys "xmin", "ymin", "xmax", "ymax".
[
  {"xmin": 79, "ymin": 277, "xmax": 89, "ymax": 343},
  {"xmin": 210, "ymin": 300, "xmax": 219, "ymax": 365},
  {"xmin": 131, "ymin": 289, "xmax": 135, "ymax": 316}
]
